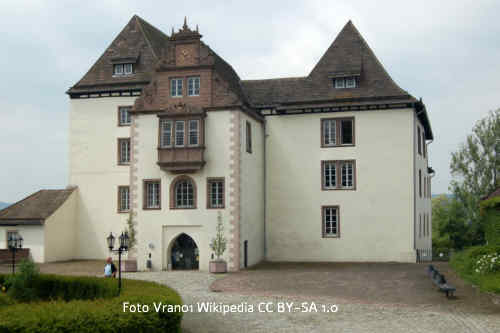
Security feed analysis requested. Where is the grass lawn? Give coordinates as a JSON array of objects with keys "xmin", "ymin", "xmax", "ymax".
[{"xmin": 450, "ymin": 245, "xmax": 500, "ymax": 294}]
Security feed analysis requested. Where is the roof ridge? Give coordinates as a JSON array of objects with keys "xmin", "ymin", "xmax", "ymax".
[{"xmin": 242, "ymin": 76, "xmax": 306, "ymax": 83}]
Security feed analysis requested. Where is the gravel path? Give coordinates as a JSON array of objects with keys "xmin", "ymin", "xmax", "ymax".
[{"xmin": 124, "ymin": 271, "xmax": 500, "ymax": 333}]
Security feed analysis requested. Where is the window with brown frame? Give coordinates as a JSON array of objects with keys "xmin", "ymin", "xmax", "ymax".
[
  {"xmin": 159, "ymin": 119, "xmax": 173, "ymax": 147},
  {"xmin": 118, "ymin": 106, "xmax": 132, "ymax": 126},
  {"xmin": 246, "ymin": 121, "xmax": 252, "ymax": 153},
  {"xmin": 143, "ymin": 180, "xmax": 161, "ymax": 209},
  {"xmin": 419, "ymin": 169, "xmax": 422, "ymax": 198},
  {"xmin": 118, "ymin": 138, "xmax": 130, "ymax": 165},
  {"xmin": 322, "ymin": 206, "xmax": 339, "ymax": 238},
  {"xmin": 322, "ymin": 160, "xmax": 356, "ymax": 190},
  {"xmin": 172, "ymin": 177, "xmax": 196, "ymax": 209},
  {"xmin": 207, "ymin": 178, "xmax": 225, "ymax": 209},
  {"xmin": 117, "ymin": 186, "xmax": 130, "ymax": 213},
  {"xmin": 321, "ymin": 117, "xmax": 354, "ymax": 147}
]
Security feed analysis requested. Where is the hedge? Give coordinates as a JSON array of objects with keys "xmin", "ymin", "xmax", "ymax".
[
  {"xmin": 480, "ymin": 196, "xmax": 500, "ymax": 245},
  {"xmin": 0, "ymin": 275, "xmax": 183, "ymax": 332}
]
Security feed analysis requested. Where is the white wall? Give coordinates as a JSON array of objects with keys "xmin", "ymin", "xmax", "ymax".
[
  {"xmin": 134, "ymin": 111, "xmax": 235, "ymax": 271},
  {"xmin": 265, "ymin": 109, "xmax": 416, "ymax": 262},
  {"xmin": 69, "ymin": 97, "xmax": 134, "ymax": 259},
  {"xmin": 44, "ymin": 189, "xmax": 78, "ymax": 262},
  {"xmin": 239, "ymin": 114, "xmax": 265, "ymax": 268},
  {"xmin": 0, "ymin": 226, "xmax": 45, "ymax": 262}
]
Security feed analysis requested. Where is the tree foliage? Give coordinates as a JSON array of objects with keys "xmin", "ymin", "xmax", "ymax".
[
  {"xmin": 210, "ymin": 212, "xmax": 227, "ymax": 261},
  {"xmin": 449, "ymin": 109, "xmax": 500, "ymax": 244}
]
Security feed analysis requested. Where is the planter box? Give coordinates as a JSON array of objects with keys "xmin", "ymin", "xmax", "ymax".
[
  {"xmin": 209, "ymin": 260, "xmax": 227, "ymax": 273},
  {"xmin": 121, "ymin": 259, "xmax": 137, "ymax": 272}
]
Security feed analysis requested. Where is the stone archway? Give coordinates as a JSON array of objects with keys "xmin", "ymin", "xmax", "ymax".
[{"xmin": 169, "ymin": 233, "xmax": 199, "ymax": 270}]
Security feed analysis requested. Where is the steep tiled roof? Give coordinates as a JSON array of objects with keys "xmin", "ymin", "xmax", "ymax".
[
  {"xmin": 242, "ymin": 21, "xmax": 412, "ymax": 107},
  {"xmin": 0, "ymin": 188, "xmax": 75, "ymax": 225},
  {"xmin": 67, "ymin": 15, "xmax": 169, "ymax": 96}
]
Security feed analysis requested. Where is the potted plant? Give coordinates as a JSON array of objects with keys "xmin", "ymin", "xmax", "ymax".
[{"xmin": 209, "ymin": 212, "xmax": 227, "ymax": 273}]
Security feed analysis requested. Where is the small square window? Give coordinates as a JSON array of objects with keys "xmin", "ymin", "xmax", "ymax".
[
  {"xmin": 334, "ymin": 78, "xmax": 345, "ymax": 88},
  {"xmin": 113, "ymin": 64, "xmax": 124, "ymax": 75},
  {"xmin": 345, "ymin": 77, "xmax": 356, "ymax": 88}
]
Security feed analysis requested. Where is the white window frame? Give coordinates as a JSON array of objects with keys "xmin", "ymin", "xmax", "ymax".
[
  {"xmin": 124, "ymin": 63, "xmax": 133, "ymax": 75},
  {"xmin": 341, "ymin": 161, "xmax": 354, "ymax": 189},
  {"xmin": 188, "ymin": 119, "xmax": 200, "ymax": 147},
  {"xmin": 113, "ymin": 64, "xmax": 124, "ymax": 75},
  {"xmin": 118, "ymin": 138, "xmax": 130, "ymax": 164},
  {"xmin": 208, "ymin": 178, "xmax": 224, "ymax": 209},
  {"xmin": 171, "ymin": 78, "xmax": 183, "ymax": 97},
  {"xmin": 175, "ymin": 180, "xmax": 194, "ymax": 208},
  {"xmin": 118, "ymin": 186, "xmax": 130, "ymax": 212},
  {"xmin": 160, "ymin": 119, "xmax": 173, "ymax": 148},
  {"xmin": 118, "ymin": 106, "xmax": 131, "ymax": 126},
  {"xmin": 323, "ymin": 206, "xmax": 339, "ymax": 237},
  {"xmin": 145, "ymin": 181, "xmax": 160, "ymax": 209},
  {"xmin": 323, "ymin": 162, "xmax": 336, "ymax": 189},
  {"xmin": 323, "ymin": 119, "xmax": 336, "ymax": 146},
  {"xmin": 345, "ymin": 77, "xmax": 356, "ymax": 88},
  {"xmin": 187, "ymin": 76, "xmax": 200, "ymax": 96},
  {"xmin": 175, "ymin": 121, "xmax": 185, "ymax": 147},
  {"xmin": 334, "ymin": 78, "xmax": 345, "ymax": 88}
]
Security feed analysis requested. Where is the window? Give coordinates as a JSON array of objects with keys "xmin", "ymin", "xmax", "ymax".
[
  {"xmin": 417, "ymin": 127, "xmax": 422, "ymax": 155},
  {"xmin": 188, "ymin": 76, "xmax": 200, "ymax": 96},
  {"xmin": 171, "ymin": 78, "xmax": 183, "ymax": 97},
  {"xmin": 160, "ymin": 119, "xmax": 172, "ymax": 147},
  {"xmin": 188, "ymin": 120, "xmax": 199, "ymax": 146},
  {"xmin": 113, "ymin": 63, "xmax": 133, "ymax": 75},
  {"xmin": 419, "ymin": 214, "xmax": 422, "ymax": 238},
  {"xmin": 207, "ymin": 178, "xmax": 224, "ymax": 208},
  {"xmin": 323, "ymin": 119, "xmax": 336, "ymax": 146},
  {"xmin": 340, "ymin": 119, "xmax": 354, "ymax": 145},
  {"xmin": 333, "ymin": 77, "xmax": 356, "ymax": 89},
  {"xmin": 246, "ymin": 121, "xmax": 252, "ymax": 153},
  {"xmin": 118, "ymin": 138, "xmax": 130, "ymax": 165},
  {"xmin": 173, "ymin": 178, "xmax": 195, "ymax": 209},
  {"xmin": 118, "ymin": 106, "xmax": 132, "ymax": 126},
  {"xmin": 6, "ymin": 231, "xmax": 19, "ymax": 249},
  {"xmin": 175, "ymin": 121, "xmax": 185, "ymax": 147},
  {"xmin": 118, "ymin": 186, "xmax": 130, "ymax": 213},
  {"xmin": 322, "ymin": 206, "xmax": 339, "ymax": 238},
  {"xmin": 144, "ymin": 180, "xmax": 160, "ymax": 209},
  {"xmin": 323, "ymin": 162, "xmax": 336, "ymax": 189},
  {"xmin": 419, "ymin": 169, "xmax": 422, "ymax": 198},
  {"xmin": 321, "ymin": 118, "xmax": 354, "ymax": 147},
  {"xmin": 423, "ymin": 132, "xmax": 427, "ymax": 158},
  {"xmin": 322, "ymin": 160, "xmax": 356, "ymax": 190}
]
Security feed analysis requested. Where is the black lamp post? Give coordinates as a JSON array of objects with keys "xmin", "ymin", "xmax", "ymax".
[
  {"xmin": 7, "ymin": 234, "xmax": 23, "ymax": 274},
  {"xmin": 107, "ymin": 231, "xmax": 129, "ymax": 293}
]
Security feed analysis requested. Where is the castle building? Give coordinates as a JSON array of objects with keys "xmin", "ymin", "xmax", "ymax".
[{"xmin": 0, "ymin": 16, "xmax": 433, "ymax": 270}]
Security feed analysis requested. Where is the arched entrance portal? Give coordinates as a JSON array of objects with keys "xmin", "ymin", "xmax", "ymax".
[{"xmin": 170, "ymin": 233, "xmax": 199, "ymax": 270}]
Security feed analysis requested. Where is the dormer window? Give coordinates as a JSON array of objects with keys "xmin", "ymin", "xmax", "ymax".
[
  {"xmin": 333, "ymin": 77, "xmax": 356, "ymax": 89},
  {"xmin": 113, "ymin": 63, "xmax": 134, "ymax": 76}
]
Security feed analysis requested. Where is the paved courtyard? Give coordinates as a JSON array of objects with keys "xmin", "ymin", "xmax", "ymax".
[{"xmin": 2, "ymin": 260, "xmax": 499, "ymax": 332}]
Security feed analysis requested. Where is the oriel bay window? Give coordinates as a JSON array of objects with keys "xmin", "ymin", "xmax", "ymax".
[
  {"xmin": 188, "ymin": 120, "xmax": 199, "ymax": 146},
  {"xmin": 160, "ymin": 119, "xmax": 172, "ymax": 147},
  {"xmin": 175, "ymin": 121, "xmax": 185, "ymax": 147},
  {"xmin": 321, "ymin": 117, "xmax": 355, "ymax": 147},
  {"xmin": 322, "ymin": 206, "xmax": 340, "ymax": 238},
  {"xmin": 322, "ymin": 160, "xmax": 356, "ymax": 190}
]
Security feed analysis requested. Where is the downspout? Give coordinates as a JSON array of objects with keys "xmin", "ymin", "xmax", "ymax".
[{"xmin": 263, "ymin": 111, "xmax": 268, "ymax": 259}]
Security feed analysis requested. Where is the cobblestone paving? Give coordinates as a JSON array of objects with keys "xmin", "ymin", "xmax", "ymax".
[{"xmin": 124, "ymin": 269, "xmax": 500, "ymax": 333}]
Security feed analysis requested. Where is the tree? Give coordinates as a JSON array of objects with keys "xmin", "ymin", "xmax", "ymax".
[
  {"xmin": 125, "ymin": 212, "xmax": 137, "ymax": 251},
  {"xmin": 450, "ymin": 109, "xmax": 500, "ymax": 243},
  {"xmin": 210, "ymin": 212, "xmax": 227, "ymax": 261}
]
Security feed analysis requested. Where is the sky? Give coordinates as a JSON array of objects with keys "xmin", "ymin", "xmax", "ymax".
[{"xmin": 0, "ymin": 0, "xmax": 499, "ymax": 203}]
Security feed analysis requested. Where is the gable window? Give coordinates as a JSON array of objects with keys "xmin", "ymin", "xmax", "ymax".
[
  {"xmin": 321, "ymin": 117, "xmax": 355, "ymax": 147},
  {"xmin": 322, "ymin": 206, "xmax": 339, "ymax": 238},
  {"xmin": 160, "ymin": 119, "xmax": 173, "ymax": 147},
  {"xmin": 144, "ymin": 180, "xmax": 160, "ymax": 209},
  {"xmin": 171, "ymin": 78, "xmax": 183, "ymax": 97},
  {"xmin": 188, "ymin": 120, "xmax": 199, "ymax": 146},
  {"xmin": 322, "ymin": 160, "xmax": 356, "ymax": 190},
  {"xmin": 333, "ymin": 77, "xmax": 356, "ymax": 89},
  {"xmin": 118, "ymin": 186, "xmax": 130, "ymax": 213},
  {"xmin": 118, "ymin": 106, "xmax": 132, "ymax": 126},
  {"xmin": 175, "ymin": 121, "xmax": 185, "ymax": 147},
  {"xmin": 172, "ymin": 177, "xmax": 196, "ymax": 209},
  {"xmin": 118, "ymin": 138, "xmax": 130, "ymax": 165},
  {"xmin": 113, "ymin": 63, "xmax": 133, "ymax": 76},
  {"xmin": 207, "ymin": 178, "xmax": 225, "ymax": 209},
  {"xmin": 188, "ymin": 76, "xmax": 200, "ymax": 96},
  {"xmin": 246, "ymin": 121, "xmax": 252, "ymax": 153}
]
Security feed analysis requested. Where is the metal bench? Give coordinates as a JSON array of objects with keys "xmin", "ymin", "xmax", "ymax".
[{"xmin": 427, "ymin": 265, "xmax": 456, "ymax": 298}]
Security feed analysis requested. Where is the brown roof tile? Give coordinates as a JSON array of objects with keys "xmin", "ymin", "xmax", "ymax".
[
  {"xmin": 67, "ymin": 15, "xmax": 169, "ymax": 96},
  {"xmin": 0, "ymin": 188, "xmax": 75, "ymax": 225}
]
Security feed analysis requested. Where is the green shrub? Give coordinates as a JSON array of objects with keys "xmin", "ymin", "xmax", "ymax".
[
  {"xmin": 0, "ymin": 278, "xmax": 183, "ymax": 332},
  {"xmin": 5, "ymin": 259, "xmax": 40, "ymax": 302}
]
